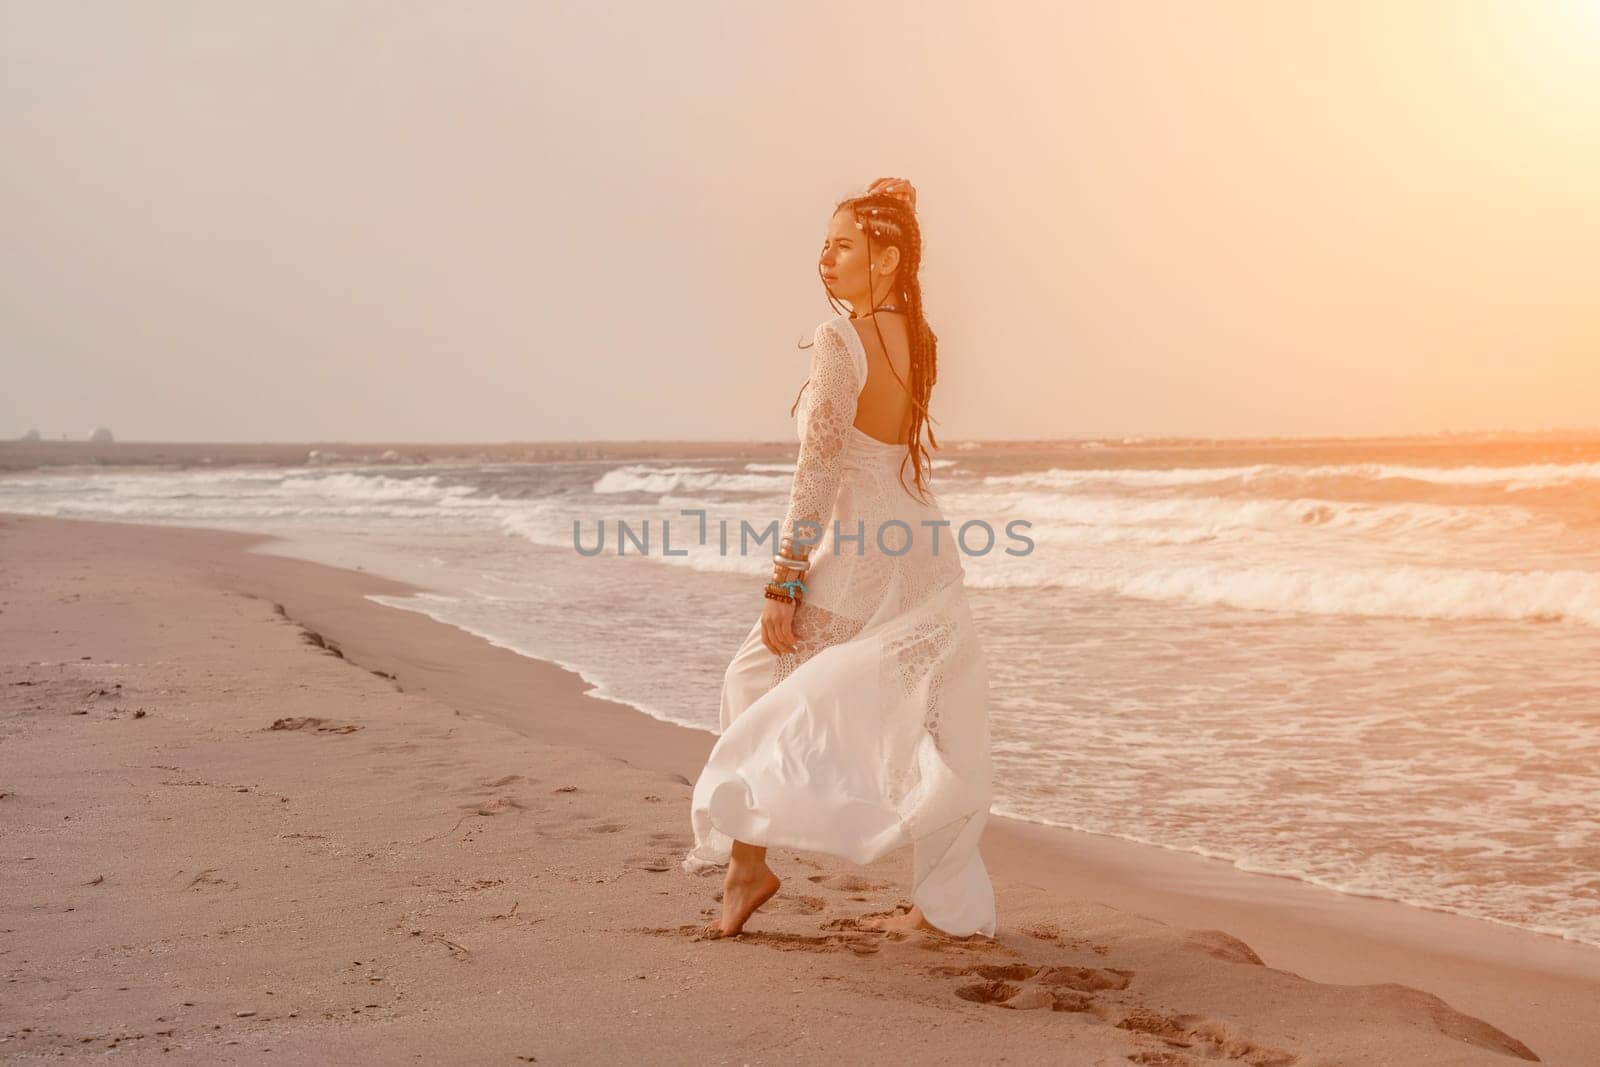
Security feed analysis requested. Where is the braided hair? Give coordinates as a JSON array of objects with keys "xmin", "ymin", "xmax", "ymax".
[{"xmin": 790, "ymin": 190, "xmax": 940, "ymax": 506}]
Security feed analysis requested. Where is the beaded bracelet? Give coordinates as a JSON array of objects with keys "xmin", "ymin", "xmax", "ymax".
[{"xmin": 763, "ymin": 577, "xmax": 807, "ymax": 603}]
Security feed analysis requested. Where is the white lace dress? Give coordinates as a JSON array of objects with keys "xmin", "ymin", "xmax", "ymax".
[{"xmin": 682, "ymin": 311, "xmax": 997, "ymax": 938}]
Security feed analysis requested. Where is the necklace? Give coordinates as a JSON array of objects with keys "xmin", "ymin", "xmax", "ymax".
[{"xmin": 852, "ymin": 304, "xmax": 907, "ymax": 317}]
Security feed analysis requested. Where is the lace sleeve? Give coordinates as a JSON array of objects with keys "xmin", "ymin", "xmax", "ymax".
[{"xmin": 780, "ymin": 319, "xmax": 860, "ymax": 554}]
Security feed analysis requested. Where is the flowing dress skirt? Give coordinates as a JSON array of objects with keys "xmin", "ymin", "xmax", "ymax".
[{"xmin": 682, "ymin": 427, "xmax": 997, "ymax": 938}]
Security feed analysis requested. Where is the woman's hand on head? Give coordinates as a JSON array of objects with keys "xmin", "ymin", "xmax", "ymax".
[
  {"xmin": 760, "ymin": 597, "xmax": 799, "ymax": 656},
  {"xmin": 867, "ymin": 176, "xmax": 917, "ymax": 210}
]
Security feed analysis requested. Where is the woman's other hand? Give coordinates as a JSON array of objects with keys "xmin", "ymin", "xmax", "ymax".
[
  {"xmin": 761, "ymin": 597, "xmax": 799, "ymax": 655},
  {"xmin": 867, "ymin": 176, "xmax": 917, "ymax": 211}
]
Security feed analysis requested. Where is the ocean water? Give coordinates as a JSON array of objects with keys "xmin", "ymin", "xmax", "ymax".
[{"xmin": 4, "ymin": 436, "xmax": 1598, "ymax": 948}]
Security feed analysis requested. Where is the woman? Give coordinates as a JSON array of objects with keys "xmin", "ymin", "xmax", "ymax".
[{"xmin": 682, "ymin": 176, "xmax": 996, "ymax": 940}]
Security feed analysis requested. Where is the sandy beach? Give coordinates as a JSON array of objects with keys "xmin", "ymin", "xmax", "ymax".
[{"xmin": 2, "ymin": 511, "xmax": 1597, "ymax": 1065}]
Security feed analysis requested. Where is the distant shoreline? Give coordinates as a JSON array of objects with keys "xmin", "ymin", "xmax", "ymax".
[{"xmin": 5, "ymin": 429, "xmax": 1600, "ymax": 474}]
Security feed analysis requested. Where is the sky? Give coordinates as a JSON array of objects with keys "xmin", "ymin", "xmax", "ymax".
[{"xmin": 2, "ymin": 1, "xmax": 1597, "ymax": 443}]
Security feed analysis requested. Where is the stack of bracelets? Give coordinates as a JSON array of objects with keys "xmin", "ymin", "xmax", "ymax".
[{"xmin": 764, "ymin": 537, "xmax": 810, "ymax": 604}]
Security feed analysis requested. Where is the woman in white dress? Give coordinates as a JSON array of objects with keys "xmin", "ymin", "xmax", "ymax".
[{"xmin": 683, "ymin": 176, "xmax": 996, "ymax": 940}]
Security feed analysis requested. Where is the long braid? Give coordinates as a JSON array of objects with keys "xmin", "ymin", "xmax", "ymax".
[
  {"xmin": 856, "ymin": 193, "xmax": 939, "ymax": 505},
  {"xmin": 902, "ymin": 267, "xmax": 939, "ymax": 504}
]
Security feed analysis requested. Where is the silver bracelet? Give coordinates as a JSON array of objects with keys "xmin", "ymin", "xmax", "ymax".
[{"xmin": 773, "ymin": 554, "xmax": 811, "ymax": 570}]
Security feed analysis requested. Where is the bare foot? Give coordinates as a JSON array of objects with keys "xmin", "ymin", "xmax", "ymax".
[
  {"xmin": 709, "ymin": 862, "xmax": 781, "ymax": 937},
  {"xmin": 858, "ymin": 903, "xmax": 942, "ymax": 934}
]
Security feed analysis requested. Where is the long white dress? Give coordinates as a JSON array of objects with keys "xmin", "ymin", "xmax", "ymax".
[{"xmin": 682, "ymin": 311, "xmax": 997, "ymax": 938}]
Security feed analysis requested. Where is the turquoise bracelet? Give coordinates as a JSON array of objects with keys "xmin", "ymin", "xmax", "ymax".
[{"xmin": 774, "ymin": 579, "xmax": 807, "ymax": 597}]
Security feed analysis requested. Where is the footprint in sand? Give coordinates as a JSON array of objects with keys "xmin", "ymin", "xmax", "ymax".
[
  {"xmin": 821, "ymin": 907, "xmax": 1016, "ymax": 952},
  {"xmin": 181, "ymin": 868, "xmax": 238, "ymax": 892},
  {"xmin": 1117, "ymin": 1008, "xmax": 1300, "ymax": 1065},
  {"xmin": 532, "ymin": 815, "xmax": 598, "ymax": 836},
  {"xmin": 770, "ymin": 894, "xmax": 828, "ymax": 915},
  {"xmin": 456, "ymin": 776, "xmax": 538, "ymax": 803},
  {"xmin": 1125, "ymin": 1052, "xmax": 1196, "ymax": 1066},
  {"xmin": 806, "ymin": 873, "xmax": 890, "ymax": 893},
  {"xmin": 460, "ymin": 796, "xmax": 528, "ymax": 816},
  {"xmin": 267, "ymin": 716, "xmax": 360, "ymax": 734},
  {"xmin": 636, "ymin": 924, "xmax": 882, "ymax": 955},
  {"xmin": 926, "ymin": 959, "xmax": 1298, "ymax": 1064},
  {"xmin": 927, "ymin": 961, "xmax": 1130, "ymax": 1013}
]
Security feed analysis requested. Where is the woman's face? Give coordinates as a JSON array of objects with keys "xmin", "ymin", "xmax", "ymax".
[{"xmin": 819, "ymin": 207, "xmax": 895, "ymax": 309}]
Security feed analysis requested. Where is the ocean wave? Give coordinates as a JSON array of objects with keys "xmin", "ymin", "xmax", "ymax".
[
  {"xmin": 273, "ymin": 471, "xmax": 486, "ymax": 504},
  {"xmin": 0, "ymin": 467, "xmax": 508, "ymax": 523},
  {"xmin": 964, "ymin": 555, "xmax": 1600, "ymax": 627},
  {"xmin": 987, "ymin": 459, "xmax": 1600, "ymax": 492},
  {"xmin": 949, "ymin": 489, "xmax": 1534, "ymax": 538},
  {"xmin": 593, "ymin": 466, "xmax": 790, "ymax": 495}
]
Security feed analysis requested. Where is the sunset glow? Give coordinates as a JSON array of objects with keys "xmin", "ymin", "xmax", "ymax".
[{"xmin": 0, "ymin": 3, "xmax": 1595, "ymax": 442}]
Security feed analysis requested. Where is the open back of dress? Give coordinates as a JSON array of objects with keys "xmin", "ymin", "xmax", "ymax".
[{"xmin": 682, "ymin": 312, "xmax": 996, "ymax": 939}]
